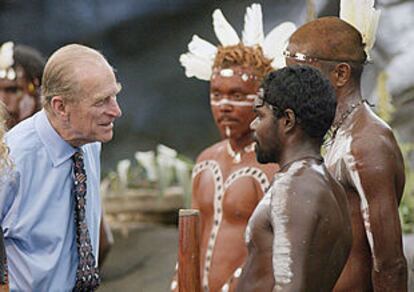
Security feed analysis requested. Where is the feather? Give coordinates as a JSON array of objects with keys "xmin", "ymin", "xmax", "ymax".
[
  {"xmin": 0, "ymin": 41, "xmax": 14, "ymax": 70},
  {"xmin": 212, "ymin": 9, "xmax": 240, "ymax": 46},
  {"xmin": 188, "ymin": 35, "xmax": 217, "ymax": 60},
  {"xmin": 340, "ymin": 0, "xmax": 380, "ymax": 58},
  {"xmin": 242, "ymin": 3, "xmax": 264, "ymax": 47},
  {"xmin": 179, "ymin": 52, "xmax": 213, "ymax": 81},
  {"xmin": 263, "ymin": 22, "xmax": 297, "ymax": 69}
]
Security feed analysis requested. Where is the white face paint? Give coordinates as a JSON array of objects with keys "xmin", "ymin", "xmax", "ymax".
[
  {"xmin": 210, "ymin": 98, "xmax": 254, "ymax": 107},
  {"xmin": 225, "ymin": 126, "xmax": 231, "ymax": 138}
]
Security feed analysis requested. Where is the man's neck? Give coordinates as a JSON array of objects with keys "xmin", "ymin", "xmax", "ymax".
[
  {"xmin": 228, "ymin": 132, "xmax": 254, "ymax": 152},
  {"xmin": 278, "ymin": 139, "xmax": 321, "ymax": 171},
  {"xmin": 46, "ymin": 111, "xmax": 84, "ymax": 147},
  {"xmin": 334, "ymin": 85, "xmax": 362, "ymax": 125}
]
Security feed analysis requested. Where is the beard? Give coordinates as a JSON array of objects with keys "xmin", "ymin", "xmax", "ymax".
[{"xmin": 255, "ymin": 141, "xmax": 277, "ymax": 164}]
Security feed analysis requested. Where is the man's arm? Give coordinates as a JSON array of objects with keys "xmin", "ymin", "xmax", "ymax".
[
  {"xmin": 269, "ymin": 179, "xmax": 321, "ymax": 291},
  {"xmin": 348, "ymin": 136, "xmax": 407, "ymax": 291}
]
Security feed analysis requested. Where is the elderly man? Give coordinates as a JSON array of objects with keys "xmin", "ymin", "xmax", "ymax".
[
  {"xmin": 236, "ymin": 65, "xmax": 352, "ymax": 291},
  {"xmin": 284, "ymin": 13, "xmax": 407, "ymax": 292},
  {"xmin": 176, "ymin": 4, "xmax": 296, "ymax": 291},
  {"xmin": 1, "ymin": 44, "xmax": 122, "ymax": 290}
]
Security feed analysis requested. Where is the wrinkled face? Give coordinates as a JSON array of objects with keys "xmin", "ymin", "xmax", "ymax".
[
  {"xmin": 250, "ymin": 98, "xmax": 282, "ymax": 164},
  {"xmin": 65, "ymin": 62, "xmax": 122, "ymax": 145},
  {"xmin": 210, "ymin": 65, "xmax": 259, "ymax": 140}
]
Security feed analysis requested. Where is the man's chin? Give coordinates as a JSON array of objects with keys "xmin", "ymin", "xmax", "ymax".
[
  {"xmin": 97, "ymin": 132, "xmax": 114, "ymax": 143},
  {"xmin": 255, "ymin": 147, "xmax": 274, "ymax": 164}
]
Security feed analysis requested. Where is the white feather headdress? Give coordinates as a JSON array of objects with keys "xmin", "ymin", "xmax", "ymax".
[
  {"xmin": 180, "ymin": 3, "xmax": 296, "ymax": 81},
  {"xmin": 0, "ymin": 41, "xmax": 16, "ymax": 80},
  {"xmin": 340, "ymin": 0, "xmax": 380, "ymax": 61}
]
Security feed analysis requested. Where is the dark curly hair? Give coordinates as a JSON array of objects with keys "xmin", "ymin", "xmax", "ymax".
[
  {"xmin": 262, "ymin": 65, "xmax": 336, "ymax": 141},
  {"xmin": 14, "ymin": 44, "xmax": 46, "ymax": 83}
]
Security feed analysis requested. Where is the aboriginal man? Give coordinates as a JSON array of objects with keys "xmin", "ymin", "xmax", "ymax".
[
  {"xmin": 284, "ymin": 15, "xmax": 407, "ymax": 291},
  {"xmin": 236, "ymin": 65, "xmax": 352, "ymax": 292},
  {"xmin": 175, "ymin": 4, "xmax": 296, "ymax": 291}
]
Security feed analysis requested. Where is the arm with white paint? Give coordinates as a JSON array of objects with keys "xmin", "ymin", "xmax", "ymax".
[
  {"xmin": 269, "ymin": 177, "xmax": 321, "ymax": 292},
  {"xmin": 348, "ymin": 134, "xmax": 407, "ymax": 291}
]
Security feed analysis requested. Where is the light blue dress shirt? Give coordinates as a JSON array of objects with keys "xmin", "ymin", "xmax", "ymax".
[{"xmin": 1, "ymin": 110, "xmax": 102, "ymax": 291}]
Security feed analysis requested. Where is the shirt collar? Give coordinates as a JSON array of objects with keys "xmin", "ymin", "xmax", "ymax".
[{"xmin": 35, "ymin": 110, "xmax": 77, "ymax": 167}]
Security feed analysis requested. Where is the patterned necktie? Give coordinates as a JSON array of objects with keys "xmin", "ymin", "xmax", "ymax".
[{"xmin": 72, "ymin": 151, "xmax": 100, "ymax": 291}]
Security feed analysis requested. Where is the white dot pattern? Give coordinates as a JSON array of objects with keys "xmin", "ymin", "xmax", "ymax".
[{"xmin": 192, "ymin": 160, "xmax": 270, "ymax": 291}]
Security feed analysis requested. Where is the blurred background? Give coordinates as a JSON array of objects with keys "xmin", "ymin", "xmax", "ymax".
[{"xmin": 1, "ymin": 0, "xmax": 413, "ymax": 290}]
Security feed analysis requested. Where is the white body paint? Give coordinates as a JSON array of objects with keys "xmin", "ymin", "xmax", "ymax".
[
  {"xmin": 192, "ymin": 160, "xmax": 270, "ymax": 291},
  {"xmin": 325, "ymin": 106, "xmax": 377, "ymax": 270},
  {"xmin": 271, "ymin": 161, "xmax": 305, "ymax": 290}
]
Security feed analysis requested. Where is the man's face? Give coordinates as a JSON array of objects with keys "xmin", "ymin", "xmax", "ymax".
[
  {"xmin": 250, "ymin": 98, "xmax": 282, "ymax": 164},
  {"xmin": 209, "ymin": 65, "xmax": 259, "ymax": 140},
  {"xmin": 64, "ymin": 62, "xmax": 122, "ymax": 146},
  {"xmin": 0, "ymin": 74, "xmax": 24, "ymax": 122}
]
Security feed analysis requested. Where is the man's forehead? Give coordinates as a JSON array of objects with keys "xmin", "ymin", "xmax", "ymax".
[
  {"xmin": 0, "ymin": 78, "xmax": 18, "ymax": 88},
  {"xmin": 210, "ymin": 65, "xmax": 260, "ymax": 89}
]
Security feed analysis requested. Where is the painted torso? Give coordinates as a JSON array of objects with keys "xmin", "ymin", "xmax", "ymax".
[
  {"xmin": 238, "ymin": 159, "xmax": 351, "ymax": 292},
  {"xmin": 325, "ymin": 103, "xmax": 405, "ymax": 291},
  {"xmin": 193, "ymin": 140, "xmax": 275, "ymax": 292}
]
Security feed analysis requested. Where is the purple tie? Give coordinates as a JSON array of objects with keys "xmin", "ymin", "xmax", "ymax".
[{"xmin": 72, "ymin": 151, "xmax": 100, "ymax": 291}]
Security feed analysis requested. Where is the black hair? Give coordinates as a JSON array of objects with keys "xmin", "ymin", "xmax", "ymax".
[
  {"xmin": 14, "ymin": 44, "xmax": 46, "ymax": 82},
  {"xmin": 262, "ymin": 65, "xmax": 336, "ymax": 141}
]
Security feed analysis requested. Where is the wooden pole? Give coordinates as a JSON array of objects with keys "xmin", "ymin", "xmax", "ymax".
[{"xmin": 178, "ymin": 209, "xmax": 201, "ymax": 292}]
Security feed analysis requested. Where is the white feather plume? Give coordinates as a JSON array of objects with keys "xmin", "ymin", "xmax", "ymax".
[
  {"xmin": 340, "ymin": 0, "xmax": 380, "ymax": 59},
  {"xmin": 0, "ymin": 42, "xmax": 14, "ymax": 70},
  {"xmin": 180, "ymin": 35, "xmax": 216, "ymax": 80},
  {"xmin": 212, "ymin": 9, "xmax": 240, "ymax": 46},
  {"xmin": 179, "ymin": 52, "xmax": 213, "ymax": 81},
  {"xmin": 263, "ymin": 22, "xmax": 297, "ymax": 69},
  {"xmin": 242, "ymin": 3, "xmax": 264, "ymax": 47},
  {"xmin": 188, "ymin": 35, "xmax": 217, "ymax": 59}
]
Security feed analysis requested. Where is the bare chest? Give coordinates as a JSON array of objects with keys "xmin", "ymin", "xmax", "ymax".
[{"xmin": 193, "ymin": 160, "xmax": 270, "ymax": 221}]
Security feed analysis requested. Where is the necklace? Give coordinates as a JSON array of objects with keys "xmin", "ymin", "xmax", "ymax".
[
  {"xmin": 226, "ymin": 140, "xmax": 255, "ymax": 164},
  {"xmin": 279, "ymin": 155, "xmax": 324, "ymax": 172},
  {"xmin": 325, "ymin": 99, "xmax": 366, "ymax": 144}
]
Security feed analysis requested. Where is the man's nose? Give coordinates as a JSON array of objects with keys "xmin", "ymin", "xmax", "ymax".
[
  {"xmin": 108, "ymin": 97, "xmax": 122, "ymax": 118},
  {"xmin": 250, "ymin": 117, "xmax": 259, "ymax": 130},
  {"xmin": 218, "ymin": 99, "xmax": 234, "ymax": 112}
]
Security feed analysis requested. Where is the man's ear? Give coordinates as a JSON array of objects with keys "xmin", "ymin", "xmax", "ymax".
[
  {"xmin": 283, "ymin": 109, "xmax": 297, "ymax": 133},
  {"xmin": 331, "ymin": 63, "xmax": 351, "ymax": 87},
  {"xmin": 50, "ymin": 96, "xmax": 68, "ymax": 119}
]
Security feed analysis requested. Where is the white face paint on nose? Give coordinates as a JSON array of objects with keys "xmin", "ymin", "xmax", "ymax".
[
  {"xmin": 210, "ymin": 98, "xmax": 254, "ymax": 107},
  {"xmin": 250, "ymin": 117, "xmax": 259, "ymax": 130}
]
